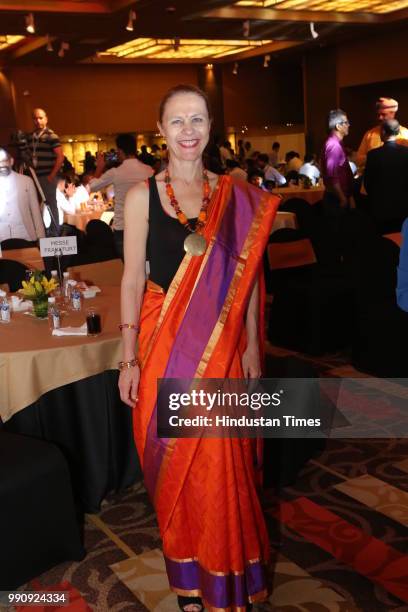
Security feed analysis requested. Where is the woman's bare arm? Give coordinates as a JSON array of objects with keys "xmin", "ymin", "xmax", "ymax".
[
  {"xmin": 242, "ymin": 278, "xmax": 261, "ymax": 379},
  {"xmin": 119, "ymin": 181, "xmax": 149, "ymax": 406}
]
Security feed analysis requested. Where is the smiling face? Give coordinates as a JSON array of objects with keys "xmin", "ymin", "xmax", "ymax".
[{"xmin": 158, "ymin": 92, "xmax": 211, "ymax": 162}]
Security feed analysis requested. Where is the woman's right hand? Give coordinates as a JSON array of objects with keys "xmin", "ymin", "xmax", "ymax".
[{"xmin": 119, "ymin": 365, "xmax": 140, "ymax": 408}]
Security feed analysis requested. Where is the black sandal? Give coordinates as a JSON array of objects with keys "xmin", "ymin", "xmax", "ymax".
[{"xmin": 177, "ymin": 595, "xmax": 204, "ymax": 611}]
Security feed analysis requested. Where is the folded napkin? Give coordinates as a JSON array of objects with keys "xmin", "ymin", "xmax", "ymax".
[
  {"xmin": 52, "ymin": 323, "xmax": 87, "ymax": 336},
  {"xmin": 12, "ymin": 296, "xmax": 32, "ymax": 312},
  {"xmin": 82, "ymin": 285, "xmax": 101, "ymax": 298}
]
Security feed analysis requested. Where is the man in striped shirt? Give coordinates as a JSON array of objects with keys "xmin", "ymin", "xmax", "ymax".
[{"xmin": 27, "ymin": 108, "xmax": 64, "ymax": 236}]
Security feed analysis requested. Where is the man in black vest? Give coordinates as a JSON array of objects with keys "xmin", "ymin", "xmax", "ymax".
[{"xmin": 364, "ymin": 119, "xmax": 408, "ymax": 234}]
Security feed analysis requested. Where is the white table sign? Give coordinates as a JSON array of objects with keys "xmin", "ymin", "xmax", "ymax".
[{"xmin": 40, "ymin": 236, "xmax": 78, "ymax": 257}]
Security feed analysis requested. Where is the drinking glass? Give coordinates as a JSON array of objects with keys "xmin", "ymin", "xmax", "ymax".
[{"xmin": 86, "ymin": 307, "xmax": 102, "ymax": 336}]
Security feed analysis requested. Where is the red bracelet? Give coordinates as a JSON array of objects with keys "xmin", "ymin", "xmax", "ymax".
[{"xmin": 119, "ymin": 323, "xmax": 140, "ymax": 332}]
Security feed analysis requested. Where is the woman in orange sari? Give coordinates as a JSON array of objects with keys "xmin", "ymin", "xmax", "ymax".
[{"xmin": 119, "ymin": 85, "xmax": 279, "ymax": 611}]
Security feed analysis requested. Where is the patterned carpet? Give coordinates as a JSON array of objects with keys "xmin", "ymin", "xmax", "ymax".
[{"xmin": 12, "ymin": 342, "xmax": 408, "ymax": 612}]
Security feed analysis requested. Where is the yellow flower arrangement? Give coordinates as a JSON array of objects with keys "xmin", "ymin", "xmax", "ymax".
[{"xmin": 20, "ymin": 271, "xmax": 58, "ymax": 300}]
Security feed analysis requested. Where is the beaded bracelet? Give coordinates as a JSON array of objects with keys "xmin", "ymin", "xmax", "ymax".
[
  {"xmin": 118, "ymin": 357, "xmax": 140, "ymax": 370},
  {"xmin": 119, "ymin": 323, "xmax": 141, "ymax": 332}
]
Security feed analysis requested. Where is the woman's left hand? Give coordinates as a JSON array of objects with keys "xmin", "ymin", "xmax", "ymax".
[{"xmin": 241, "ymin": 344, "xmax": 261, "ymax": 380}]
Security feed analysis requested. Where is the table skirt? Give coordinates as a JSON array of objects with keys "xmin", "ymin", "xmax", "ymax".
[{"xmin": 2, "ymin": 370, "xmax": 140, "ymax": 513}]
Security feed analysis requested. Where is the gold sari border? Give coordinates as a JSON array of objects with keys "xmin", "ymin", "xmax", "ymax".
[{"xmin": 195, "ymin": 188, "xmax": 273, "ymax": 378}]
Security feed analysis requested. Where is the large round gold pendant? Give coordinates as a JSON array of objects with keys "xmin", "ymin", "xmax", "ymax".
[{"xmin": 184, "ymin": 233, "xmax": 207, "ymax": 256}]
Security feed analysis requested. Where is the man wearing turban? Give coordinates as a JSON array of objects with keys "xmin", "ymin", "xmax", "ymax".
[{"xmin": 356, "ymin": 97, "xmax": 408, "ymax": 171}]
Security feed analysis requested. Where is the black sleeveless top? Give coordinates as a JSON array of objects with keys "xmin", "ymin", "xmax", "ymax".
[{"xmin": 147, "ymin": 177, "xmax": 198, "ymax": 292}]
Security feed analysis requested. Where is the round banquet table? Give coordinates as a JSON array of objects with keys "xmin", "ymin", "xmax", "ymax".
[
  {"xmin": 0, "ymin": 286, "xmax": 140, "ymax": 512},
  {"xmin": 274, "ymin": 185, "xmax": 324, "ymax": 206},
  {"xmin": 64, "ymin": 206, "xmax": 107, "ymax": 232},
  {"xmin": 1, "ymin": 247, "xmax": 44, "ymax": 270}
]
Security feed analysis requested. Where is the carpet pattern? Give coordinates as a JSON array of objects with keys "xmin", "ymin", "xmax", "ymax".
[{"xmin": 12, "ymin": 343, "xmax": 408, "ymax": 611}]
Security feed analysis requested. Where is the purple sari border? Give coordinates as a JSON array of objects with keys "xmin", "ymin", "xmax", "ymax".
[{"xmin": 164, "ymin": 555, "xmax": 268, "ymax": 608}]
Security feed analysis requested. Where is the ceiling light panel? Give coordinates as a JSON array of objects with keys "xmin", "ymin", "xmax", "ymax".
[
  {"xmin": 101, "ymin": 38, "xmax": 273, "ymax": 60},
  {"xmin": 0, "ymin": 35, "xmax": 25, "ymax": 51},
  {"xmin": 235, "ymin": 0, "xmax": 408, "ymax": 12}
]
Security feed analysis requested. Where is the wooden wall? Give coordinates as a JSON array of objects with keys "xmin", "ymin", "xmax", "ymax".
[
  {"xmin": 222, "ymin": 57, "xmax": 304, "ymax": 130},
  {"xmin": 8, "ymin": 64, "xmax": 199, "ymax": 135},
  {"xmin": 0, "ymin": 70, "xmax": 17, "ymax": 147}
]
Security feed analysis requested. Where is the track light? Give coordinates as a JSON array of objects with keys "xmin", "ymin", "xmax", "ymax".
[
  {"xmin": 310, "ymin": 22, "xmax": 319, "ymax": 39},
  {"xmin": 25, "ymin": 13, "xmax": 35, "ymax": 34},
  {"xmin": 232, "ymin": 62, "xmax": 238, "ymax": 75},
  {"xmin": 263, "ymin": 54, "xmax": 270, "ymax": 68},
  {"xmin": 126, "ymin": 9, "xmax": 137, "ymax": 32},
  {"xmin": 242, "ymin": 19, "xmax": 250, "ymax": 37},
  {"xmin": 46, "ymin": 35, "xmax": 53, "ymax": 52},
  {"xmin": 58, "ymin": 41, "xmax": 69, "ymax": 58}
]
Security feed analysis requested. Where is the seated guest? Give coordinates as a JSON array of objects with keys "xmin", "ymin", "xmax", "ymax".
[
  {"xmin": 257, "ymin": 153, "xmax": 286, "ymax": 186},
  {"xmin": 248, "ymin": 169, "xmax": 265, "ymax": 189},
  {"xmin": 264, "ymin": 179, "xmax": 276, "ymax": 192},
  {"xmin": 397, "ymin": 218, "xmax": 408, "ymax": 312},
  {"xmin": 56, "ymin": 176, "xmax": 75, "ymax": 217},
  {"xmin": 225, "ymin": 159, "xmax": 247, "ymax": 181},
  {"xmin": 285, "ymin": 151, "xmax": 302, "ymax": 174},
  {"xmin": 0, "ymin": 148, "xmax": 45, "ymax": 242},
  {"xmin": 285, "ymin": 170, "xmax": 299, "ymax": 185},
  {"xmin": 55, "ymin": 176, "xmax": 89, "ymax": 218},
  {"xmin": 299, "ymin": 153, "xmax": 321, "ymax": 185},
  {"xmin": 364, "ymin": 119, "xmax": 408, "ymax": 234}
]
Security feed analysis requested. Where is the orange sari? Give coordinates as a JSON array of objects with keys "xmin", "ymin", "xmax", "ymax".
[{"xmin": 134, "ymin": 176, "xmax": 279, "ymax": 611}]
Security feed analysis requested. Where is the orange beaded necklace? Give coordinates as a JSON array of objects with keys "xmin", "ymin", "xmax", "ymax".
[{"xmin": 164, "ymin": 168, "xmax": 211, "ymax": 256}]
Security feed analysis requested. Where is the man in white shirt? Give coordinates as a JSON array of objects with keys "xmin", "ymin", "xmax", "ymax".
[
  {"xmin": 89, "ymin": 133, "xmax": 153, "ymax": 259},
  {"xmin": 299, "ymin": 154, "xmax": 321, "ymax": 185},
  {"xmin": 257, "ymin": 153, "xmax": 286, "ymax": 186},
  {"xmin": 0, "ymin": 148, "xmax": 45, "ymax": 243}
]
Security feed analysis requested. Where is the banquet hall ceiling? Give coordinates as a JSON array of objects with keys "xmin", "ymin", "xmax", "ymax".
[{"xmin": 0, "ymin": 0, "xmax": 407, "ymax": 65}]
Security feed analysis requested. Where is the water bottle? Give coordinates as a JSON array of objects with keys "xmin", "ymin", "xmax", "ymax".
[
  {"xmin": 0, "ymin": 297, "xmax": 11, "ymax": 323},
  {"xmin": 51, "ymin": 269, "xmax": 62, "ymax": 302},
  {"xmin": 71, "ymin": 288, "xmax": 82, "ymax": 311},
  {"xmin": 48, "ymin": 297, "xmax": 61, "ymax": 330},
  {"xmin": 62, "ymin": 271, "xmax": 70, "ymax": 304}
]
